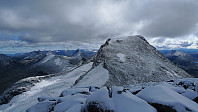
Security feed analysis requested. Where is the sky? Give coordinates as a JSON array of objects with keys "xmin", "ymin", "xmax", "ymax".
[{"xmin": 0, "ymin": 0, "xmax": 198, "ymax": 54}]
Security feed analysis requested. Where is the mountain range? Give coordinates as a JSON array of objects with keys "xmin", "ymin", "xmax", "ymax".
[
  {"xmin": 0, "ymin": 49, "xmax": 96, "ymax": 96},
  {"xmin": 0, "ymin": 36, "xmax": 197, "ymax": 112}
]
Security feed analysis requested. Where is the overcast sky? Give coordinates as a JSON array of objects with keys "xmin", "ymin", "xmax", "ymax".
[{"xmin": 0, "ymin": 0, "xmax": 198, "ymax": 54}]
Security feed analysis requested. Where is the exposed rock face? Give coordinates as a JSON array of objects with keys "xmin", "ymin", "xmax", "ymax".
[{"xmin": 92, "ymin": 35, "xmax": 191, "ymax": 86}]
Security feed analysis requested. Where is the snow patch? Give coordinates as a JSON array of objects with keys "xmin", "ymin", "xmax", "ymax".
[
  {"xmin": 76, "ymin": 63, "xmax": 109, "ymax": 87},
  {"xmin": 116, "ymin": 53, "xmax": 125, "ymax": 62},
  {"xmin": 41, "ymin": 54, "xmax": 55, "ymax": 63},
  {"xmin": 137, "ymin": 85, "xmax": 198, "ymax": 112},
  {"xmin": 54, "ymin": 58, "xmax": 62, "ymax": 65}
]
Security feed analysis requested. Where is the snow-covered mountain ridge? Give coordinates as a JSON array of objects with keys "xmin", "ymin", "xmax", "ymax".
[
  {"xmin": 164, "ymin": 50, "xmax": 197, "ymax": 62},
  {"xmin": 0, "ymin": 63, "xmax": 93, "ymax": 112},
  {"xmin": 163, "ymin": 50, "xmax": 198, "ymax": 77},
  {"xmin": 77, "ymin": 35, "xmax": 190, "ymax": 87},
  {"xmin": 0, "ymin": 50, "xmax": 92, "ymax": 105},
  {"xmin": 0, "ymin": 49, "xmax": 94, "ymax": 97}
]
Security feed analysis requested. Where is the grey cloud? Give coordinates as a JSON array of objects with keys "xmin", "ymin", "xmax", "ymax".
[
  {"xmin": 137, "ymin": 0, "xmax": 198, "ymax": 37},
  {"xmin": 0, "ymin": 0, "xmax": 198, "ymax": 46},
  {"xmin": 0, "ymin": 0, "xmax": 126, "ymax": 43},
  {"xmin": 152, "ymin": 37, "xmax": 166, "ymax": 43}
]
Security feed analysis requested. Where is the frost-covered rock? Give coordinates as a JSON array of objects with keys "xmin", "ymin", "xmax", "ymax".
[
  {"xmin": 173, "ymin": 78, "xmax": 198, "ymax": 92},
  {"xmin": 28, "ymin": 86, "xmax": 157, "ymax": 112},
  {"xmin": 26, "ymin": 78, "xmax": 198, "ymax": 112},
  {"xmin": 77, "ymin": 35, "xmax": 191, "ymax": 86},
  {"xmin": 59, "ymin": 87, "xmax": 90, "ymax": 97},
  {"xmin": 26, "ymin": 101, "xmax": 57, "ymax": 112},
  {"xmin": 137, "ymin": 85, "xmax": 198, "ymax": 112},
  {"xmin": 84, "ymin": 87, "xmax": 157, "ymax": 112}
]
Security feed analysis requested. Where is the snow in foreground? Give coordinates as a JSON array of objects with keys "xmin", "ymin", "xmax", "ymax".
[
  {"xmin": 0, "ymin": 63, "xmax": 93, "ymax": 112},
  {"xmin": 28, "ymin": 78, "xmax": 198, "ymax": 112}
]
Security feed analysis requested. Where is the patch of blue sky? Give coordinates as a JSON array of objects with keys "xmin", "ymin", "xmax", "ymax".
[
  {"xmin": 0, "ymin": 33, "xmax": 19, "ymax": 41},
  {"xmin": 0, "ymin": 46, "xmax": 67, "ymax": 54}
]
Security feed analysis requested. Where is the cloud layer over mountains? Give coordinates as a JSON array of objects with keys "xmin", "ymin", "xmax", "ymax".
[{"xmin": 0, "ymin": 0, "xmax": 198, "ymax": 52}]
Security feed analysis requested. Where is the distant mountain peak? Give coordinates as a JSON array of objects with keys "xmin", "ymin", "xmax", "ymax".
[
  {"xmin": 164, "ymin": 50, "xmax": 196, "ymax": 61},
  {"xmin": 170, "ymin": 50, "xmax": 187, "ymax": 56},
  {"xmin": 163, "ymin": 50, "xmax": 198, "ymax": 77}
]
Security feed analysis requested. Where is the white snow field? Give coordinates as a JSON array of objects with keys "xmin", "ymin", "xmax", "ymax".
[
  {"xmin": 0, "ymin": 62, "xmax": 93, "ymax": 112},
  {"xmin": 116, "ymin": 53, "xmax": 125, "ymax": 62},
  {"xmin": 41, "ymin": 52, "xmax": 55, "ymax": 63},
  {"xmin": 75, "ymin": 63, "xmax": 109, "ymax": 87},
  {"xmin": 54, "ymin": 58, "xmax": 62, "ymax": 65},
  {"xmin": 137, "ymin": 85, "xmax": 198, "ymax": 112},
  {"xmin": 27, "ymin": 78, "xmax": 198, "ymax": 112}
]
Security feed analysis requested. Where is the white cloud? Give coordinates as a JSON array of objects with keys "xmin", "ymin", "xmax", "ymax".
[{"xmin": 148, "ymin": 35, "xmax": 198, "ymax": 49}]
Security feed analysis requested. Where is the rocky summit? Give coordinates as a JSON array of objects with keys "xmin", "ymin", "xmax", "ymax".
[{"xmin": 76, "ymin": 35, "xmax": 191, "ymax": 86}]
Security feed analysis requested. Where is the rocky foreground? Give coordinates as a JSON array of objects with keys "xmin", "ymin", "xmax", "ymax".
[{"xmin": 28, "ymin": 78, "xmax": 198, "ymax": 112}]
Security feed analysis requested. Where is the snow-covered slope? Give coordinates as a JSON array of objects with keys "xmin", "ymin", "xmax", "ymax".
[
  {"xmin": 0, "ymin": 50, "xmax": 91, "ymax": 105},
  {"xmin": 137, "ymin": 85, "xmax": 198, "ymax": 112},
  {"xmin": 0, "ymin": 63, "xmax": 93, "ymax": 112},
  {"xmin": 31, "ymin": 51, "xmax": 83, "ymax": 74},
  {"xmin": 27, "ymin": 78, "xmax": 198, "ymax": 112},
  {"xmin": 164, "ymin": 50, "xmax": 196, "ymax": 61},
  {"xmin": 77, "ymin": 35, "xmax": 191, "ymax": 86},
  {"xmin": 53, "ymin": 49, "xmax": 96, "ymax": 59},
  {"xmin": 75, "ymin": 63, "xmax": 109, "ymax": 87}
]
